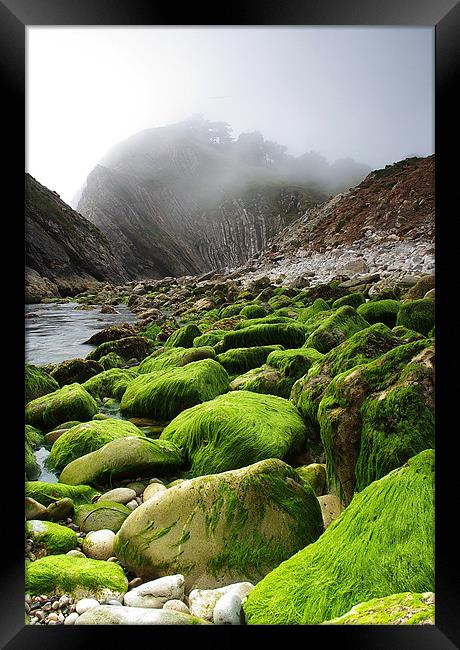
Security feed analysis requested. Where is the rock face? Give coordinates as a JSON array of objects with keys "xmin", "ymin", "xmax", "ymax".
[
  {"xmin": 25, "ymin": 174, "xmax": 129, "ymax": 301},
  {"xmin": 114, "ymin": 458, "xmax": 324, "ymax": 591},
  {"xmin": 322, "ymin": 591, "xmax": 435, "ymax": 625},
  {"xmin": 76, "ymin": 120, "xmax": 328, "ymax": 278}
]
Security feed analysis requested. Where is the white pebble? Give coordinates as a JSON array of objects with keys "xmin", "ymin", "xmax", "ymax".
[
  {"xmin": 124, "ymin": 575, "xmax": 184, "ymax": 609},
  {"xmin": 142, "ymin": 483, "xmax": 167, "ymax": 501},
  {"xmin": 163, "ymin": 600, "xmax": 190, "ymax": 614},
  {"xmin": 213, "ymin": 591, "xmax": 243, "ymax": 625},
  {"xmin": 64, "ymin": 612, "xmax": 79, "ymax": 625},
  {"xmin": 82, "ymin": 529, "xmax": 115, "ymax": 560},
  {"xmin": 126, "ymin": 499, "xmax": 139, "ymax": 510},
  {"xmin": 76, "ymin": 598, "xmax": 100, "ymax": 614}
]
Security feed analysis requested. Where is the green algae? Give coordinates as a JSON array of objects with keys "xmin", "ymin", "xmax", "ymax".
[
  {"xmin": 25, "ymin": 481, "xmax": 99, "ymax": 506},
  {"xmin": 219, "ymin": 323, "xmax": 306, "ymax": 352},
  {"xmin": 25, "ymin": 383, "xmax": 98, "ymax": 432},
  {"xmin": 82, "ymin": 368, "xmax": 139, "ymax": 401},
  {"xmin": 216, "ymin": 345, "xmax": 283, "ymax": 375},
  {"xmin": 26, "ymin": 520, "xmax": 78, "ymax": 554},
  {"xmin": 305, "ymin": 305, "xmax": 370, "ymax": 353},
  {"xmin": 357, "ymin": 299, "xmax": 401, "ymax": 327},
  {"xmin": 138, "ymin": 346, "xmax": 215, "ymax": 374},
  {"xmin": 165, "ymin": 324, "xmax": 202, "ymax": 348},
  {"xmin": 25, "ymin": 364, "xmax": 59, "ymax": 404},
  {"xmin": 396, "ymin": 298, "xmax": 435, "ymax": 337}
]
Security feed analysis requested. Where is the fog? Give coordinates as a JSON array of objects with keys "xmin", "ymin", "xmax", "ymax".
[{"xmin": 27, "ymin": 27, "xmax": 433, "ymax": 206}]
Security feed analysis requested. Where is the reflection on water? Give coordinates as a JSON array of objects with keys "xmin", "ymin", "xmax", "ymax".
[{"xmin": 25, "ymin": 302, "xmax": 137, "ymax": 366}]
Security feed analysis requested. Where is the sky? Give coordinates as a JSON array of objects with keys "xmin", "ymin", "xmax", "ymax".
[{"xmin": 27, "ymin": 27, "xmax": 434, "ymax": 206}]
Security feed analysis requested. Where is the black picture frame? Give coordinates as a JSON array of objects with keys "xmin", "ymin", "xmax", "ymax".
[{"xmin": 1, "ymin": 0, "xmax": 458, "ymax": 647}]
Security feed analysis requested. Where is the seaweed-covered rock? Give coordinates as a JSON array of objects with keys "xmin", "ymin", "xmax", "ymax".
[
  {"xmin": 291, "ymin": 324, "xmax": 405, "ymax": 438},
  {"xmin": 332, "ymin": 292, "xmax": 365, "ymax": 310},
  {"xmin": 160, "ymin": 391, "xmax": 307, "ymax": 476},
  {"xmin": 50, "ymin": 359, "xmax": 103, "ymax": 387},
  {"xmin": 75, "ymin": 605, "xmax": 210, "ymax": 625},
  {"xmin": 237, "ymin": 316, "xmax": 294, "ymax": 330},
  {"xmin": 165, "ymin": 324, "xmax": 202, "ymax": 348},
  {"xmin": 25, "ymin": 384, "xmax": 98, "ymax": 431},
  {"xmin": 230, "ymin": 366, "xmax": 286, "ymax": 397},
  {"xmin": 25, "ymin": 555, "xmax": 128, "ymax": 600},
  {"xmin": 216, "ymin": 346, "xmax": 282, "ymax": 375},
  {"xmin": 87, "ymin": 336, "xmax": 155, "ymax": 362},
  {"xmin": 396, "ymin": 299, "xmax": 435, "ymax": 337},
  {"xmin": 392, "ymin": 326, "xmax": 425, "ymax": 343},
  {"xmin": 25, "ymin": 481, "xmax": 99, "ymax": 506},
  {"xmin": 305, "ymin": 306, "xmax": 369, "ymax": 354},
  {"xmin": 114, "ymin": 458, "xmax": 323, "ymax": 591},
  {"xmin": 82, "ymin": 368, "xmax": 139, "ymax": 401},
  {"xmin": 318, "ymin": 340, "xmax": 434, "ymax": 503},
  {"xmin": 73, "ymin": 501, "xmax": 131, "ymax": 533},
  {"xmin": 26, "ymin": 520, "xmax": 78, "ymax": 554},
  {"xmin": 25, "ymin": 364, "xmax": 59, "ymax": 404},
  {"xmin": 239, "ymin": 304, "xmax": 268, "ymax": 319},
  {"xmin": 98, "ymin": 352, "xmax": 126, "ymax": 371},
  {"xmin": 267, "ymin": 347, "xmax": 323, "ymax": 378},
  {"xmin": 219, "ymin": 323, "xmax": 306, "ymax": 352},
  {"xmin": 402, "ymin": 274, "xmax": 435, "ymax": 301},
  {"xmin": 58, "ymin": 437, "xmax": 183, "ymax": 487},
  {"xmin": 268, "ymin": 294, "xmax": 292, "ymax": 310},
  {"xmin": 192, "ymin": 331, "xmax": 227, "ymax": 348},
  {"xmin": 120, "ymin": 359, "xmax": 229, "ymax": 421},
  {"xmin": 295, "ymin": 463, "xmax": 327, "ymax": 496},
  {"xmin": 243, "ymin": 450, "xmax": 434, "ymax": 625},
  {"xmin": 138, "ymin": 346, "xmax": 215, "ymax": 374},
  {"xmin": 47, "ymin": 419, "xmax": 145, "ymax": 472},
  {"xmin": 297, "ymin": 298, "xmax": 331, "ymax": 323},
  {"xmin": 83, "ymin": 324, "xmax": 136, "ymax": 346},
  {"xmin": 322, "ymin": 591, "xmax": 435, "ymax": 625},
  {"xmin": 357, "ymin": 300, "xmax": 401, "ymax": 327},
  {"xmin": 25, "ymin": 425, "xmax": 43, "ymax": 480}
]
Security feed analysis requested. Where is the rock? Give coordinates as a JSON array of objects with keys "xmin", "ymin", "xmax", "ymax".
[
  {"xmin": 87, "ymin": 336, "xmax": 155, "ymax": 363},
  {"xmin": 26, "ymin": 555, "xmax": 128, "ymax": 601},
  {"xmin": 396, "ymin": 298, "xmax": 435, "ymax": 337},
  {"xmin": 317, "ymin": 494, "xmax": 344, "ymax": 528},
  {"xmin": 100, "ymin": 304, "xmax": 118, "ymax": 314},
  {"xmin": 305, "ymin": 306, "xmax": 370, "ymax": 354},
  {"xmin": 295, "ymin": 464, "xmax": 327, "ymax": 496},
  {"xmin": 163, "ymin": 599, "xmax": 190, "ymax": 614},
  {"xmin": 339, "ymin": 259, "xmax": 369, "ymax": 275},
  {"xmin": 114, "ymin": 458, "xmax": 323, "ymax": 591},
  {"xmin": 142, "ymin": 483, "xmax": 167, "ymax": 501},
  {"xmin": 83, "ymin": 324, "xmax": 136, "ymax": 346},
  {"xmin": 215, "ymin": 345, "xmax": 282, "ymax": 375},
  {"xmin": 213, "ymin": 591, "xmax": 244, "ymax": 625},
  {"xmin": 138, "ymin": 346, "xmax": 216, "ymax": 374},
  {"xmin": 73, "ymin": 502, "xmax": 131, "ymax": 533},
  {"xmin": 74, "ymin": 604, "xmax": 210, "ymax": 625},
  {"xmin": 25, "ymin": 497, "xmax": 49, "ymax": 521},
  {"xmin": 165, "ymin": 324, "xmax": 202, "ymax": 348},
  {"xmin": 219, "ymin": 323, "xmax": 306, "ymax": 352},
  {"xmin": 123, "ymin": 575, "xmax": 184, "ymax": 608},
  {"xmin": 26, "ymin": 520, "xmax": 78, "ymax": 554},
  {"xmin": 48, "ymin": 419, "xmax": 145, "ymax": 472},
  {"xmin": 75, "ymin": 598, "xmax": 100, "ymax": 614},
  {"xmin": 25, "ymin": 481, "xmax": 99, "ymax": 507},
  {"xmin": 125, "ymin": 481, "xmax": 148, "ymax": 496},
  {"xmin": 25, "ymin": 364, "xmax": 60, "ymax": 404},
  {"xmin": 25, "ymin": 383, "xmax": 98, "ymax": 432},
  {"xmin": 189, "ymin": 583, "xmax": 254, "ymax": 621},
  {"xmin": 357, "ymin": 299, "xmax": 401, "ymax": 327},
  {"xmin": 322, "ymin": 591, "xmax": 435, "ymax": 625},
  {"xmin": 120, "ymin": 359, "xmax": 229, "ymax": 421},
  {"xmin": 46, "ymin": 498, "xmax": 74, "ymax": 522},
  {"xmin": 98, "ymin": 488, "xmax": 137, "ymax": 505},
  {"xmin": 58, "ymin": 437, "xmax": 183, "ymax": 487},
  {"xmin": 82, "ymin": 368, "xmax": 139, "ymax": 401},
  {"xmin": 160, "ymin": 390, "xmax": 307, "ymax": 476},
  {"xmin": 243, "ymin": 450, "xmax": 434, "ymax": 625},
  {"xmin": 64, "ymin": 612, "xmax": 79, "ymax": 625},
  {"xmin": 66, "ymin": 550, "xmax": 87, "ymax": 559},
  {"xmin": 50, "ymin": 359, "xmax": 103, "ymax": 387},
  {"xmin": 82, "ymin": 530, "xmax": 116, "ymax": 560},
  {"xmin": 318, "ymin": 340, "xmax": 434, "ymax": 503}
]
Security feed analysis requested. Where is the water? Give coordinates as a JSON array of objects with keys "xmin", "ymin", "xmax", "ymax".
[{"xmin": 25, "ymin": 302, "xmax": 137, "ymax": 366}]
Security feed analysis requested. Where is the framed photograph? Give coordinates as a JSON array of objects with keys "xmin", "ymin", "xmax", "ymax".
[{"xmin": 1, "ymin": 0, "xmax": 458, "ymax": 646}]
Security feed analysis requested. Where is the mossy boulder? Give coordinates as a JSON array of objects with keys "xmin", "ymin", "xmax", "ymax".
[
  {"xmin": 301, "ymin": 283, "xmax": 349, "ymax": 305},
  {"xmin": 25, "ymin": 425, "xmax": 43, "ymax": 480},
  {"xmin": 322, "ymin": 591, "xmax": 435, "ymax": 625},
  {"xmin": 219, "ymin": 323, "xmax": 306, "ymax": 352},
  {"xmin": 297, "ymin": 298, "xmax": 331, "ymax": 323},
  {"xmin": 25, "ymin": 364, "xmax": 59, "ymax": 404},
  {"xmin": 229, "ymin": 366, "xmax": 288, "ymax": 397},
  {"xmin": 114, "ymin": 458, "xmax": 324, "ymax": 591},
  {"xmin": 291, "ymin": 324, "xmax": 405, "ymax": 438},
  {"xmin": 402, "ymin": 274, "xmax": 435, "ymax": 301},
  {"xmin": 305, "ymin": 306, "xmax": 370, "ymax": 354},
  {"xmin": 396, "ymin": 299, "xmax": 435, "ymax": 337},
  {"xmin": 357, "ymin": 299, "xmax": 401, "ymax": 327},
  {"xmin": 239, "ymin": 304, "xmax": 268, "ymax": 319},
  {"xmin": 25, "ymin": 555, "xmax": 128, "ymax": 600},
  {"xmin": 98, "ymin": 352, "xmax": 126, "ymax": 370},
  {"xmin": 25, "ymin": 383, "xmax": 98, "ymax": 432},
  {"xmin": 84, "ymin": 324, "xmax": 136, "ymax": 346},
  {"xmin": 165, "ymin": 324, "xmax": 202, "ymax": 348},
  {"xmin": 160, "ymin": 391, "xmax": 307, "ymax": 476},
  {"xmin": 268, "ymin": 294, "xmax": 292, "ymax": 309},
  {"xmin": 215, "ymin": 345, "xmax": 282, "ymax": 375},
  {"xmin": 120, "ymin": 359, "xmax": 229, "ymax": 422},
  {"xmin": 49, "ymin": 358, "xmax": 103, "ymax": 387},
  {"xmin": 192, "ymin": 331, "xmax": 227, "ymax": 348},
  {"xmin": 318, "ymin": 340, "xmax": 434, "ymax": 503},
  {"xmin": 295, "ymin": 463, "xmax": 327, "ymax": 496},
  {"xmin": 25, "ymin": 481, "xmax": 99, "ymax": 506},
  {"xmin": 82, "ymin": 368, "xmax": 139, "ymax": 401},
  {"xmin": 87, "ymin": 336, "xmax": 155, "ymax": 362},
  {"xmin": 58, "ymin": 437, "xmax": 183, "ymax": 487},
  {"xmin": 332, "ymin": 292, "xmax": 365, "ymax": 310},
  {"xmin": 236, "ymin": 316, "xmax": 294, "ymax": 330},
  {"xmin": 392, "ymin": 326, "xmax": 425, "ymax": 343},
  {"xmin": 26, "ymin": 520, "xmax": 78, "ymax": 554},
  {"xmin": 138, "ymin": 346, "xmax": 215, "ymax": 374},
  {"xmin": 47, "ymin": 419, "xmax": 146, "ymax": 472},
  {"xmin": 243, "ymin": 450, "xmax": 434, "ymax": 625},
  {"xmin": 267, "ymin": 347, "xmax": 323, "ymax": 378},
  {"xmin": 73, "ymin": 501, "xmax": 131, "ymax": 533}
]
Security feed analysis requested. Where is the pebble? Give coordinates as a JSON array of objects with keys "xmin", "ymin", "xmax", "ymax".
[
  {"xmin": 126, "ymin": 500, "xmax": 139, "ymax": 510},
  {"xmin": 98, "ymin": 487, "xmax": 137, "ymax": 505},
  {"xmin": 189, "ymin": 583, "xmax": 254, "ymax": 621},
  {"xmin": 142, "ymin": 483, "xmax": 167, "ymax": 502},
  {"xmin": 128, "ymin": 577, "xmax": 143, "ymax": 589},
  {"xmin": 82, "ymin": 529, "xmax": 115, "ymax": 560},
  {"xmin": 163, "ymin": 600, "xmax": 190, "ymax": 614},
  {"xmin": 75, "ymin": 598, "xmax": 100, "ymax": 614},
  {"xmin": 107, "ymin": 556, "xmax": 119, "ymax": 563},
  {"xmin": 66, "ymin": 549, "xmax": 87, "ymax": 559},
  {"xmin": 64, "ymin": 612, "xmax": 79, "ymax": 625},
  {"xmin": 213, "ymin": 591, "xmax": 244, "ymax": 625},
  {"xmin": 124, "ymin": 575, "xmax": 185, "ymax": 609}
]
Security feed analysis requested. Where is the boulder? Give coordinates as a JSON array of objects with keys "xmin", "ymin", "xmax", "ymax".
[
  {"xmin": 305, "ymin": 306, "xmax": 370, "ymax": 354},
  {"xmin": 25, "ymin": 383, "xmax": 98, "ymax": 431},
  {"xmin": 74, "ymin": 605, "xmax": 210, "ymax": 625},
  {"xmin": 218, "ymin": 323, "xmax": 306, "ymax": 352},
  {"xmin": 216, "ymin": 346, "xmax": 282, "ymax": 375},
  {"xmin": 396, "ymin": 298, "xmax": 435, "ymax": 337},
  {"xmin": 82, "ymin": 530, "xmax": 116, "ymax": 560},
  {"xmin": 123, "ymin": 575, "xmax": 184, "ymax": 608},
  {"xmin": 295, "ymin": 463, "xmax": 327, "ymax": 496},
  {"xmin": 25, "ymin": 481, "xmax": 99, "ymax": 506},
  {"xmin": 58, "ymin": 437, "xmax": 183, "ymax": 487},
  {"xmin": 25, "ymin": 364, "xmax": 59, "ymax": 404},
  {"xmin": 120, "ymin": 359, "xmax": 229, "ymax": 421},
  {"xmin": 25, "ymin": 555, "xmax": 128, "ymax": 600},
  {"xmin": 82, "ymin": 368, "xmax": 138, "ymax": 401},
  {"xmin": 165, "ymin": 324, "xmax": 202, "ymax": 348},
  {"xmin": 189, "ymin": 582, "xmax": 254, "ymax": 621},
  {"xmin": 138, "ymin": 346, "xmax": 215, "ymax": 374},
  {"xmin": 50, "ymin": 359, "xmax": 103, "ymax": 387},
  {"xmin": 114, "ymin": 458, "xmax": 323, "ymax": 591},
  {"xmin": 26, "ymin": 520, "xmax": 78, "ymax": 554},
  {"xmin": 322, "ymin": 592, "xmax": 435, "ymax": 625},
  {"xmin": 243, "ymin": 450, "xmax": 434, "ymax": 625},
  {"xmin": 87, "ymin": 336, "xmax": 155, "ymax": 362},
  {"xmin": 331, "ymin": 292, "xmax": 365, "ymax": 310},
  {"xmin": 73, "ymin": 501, "xmax": 131, "ymax": 533},
  {"xmin": 160, "ymin": 391, "xmax": 307, "ymax": 476},
  {"xmin": 357, "ymin": 299, "xmax": 401, "ymax": 327}
]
